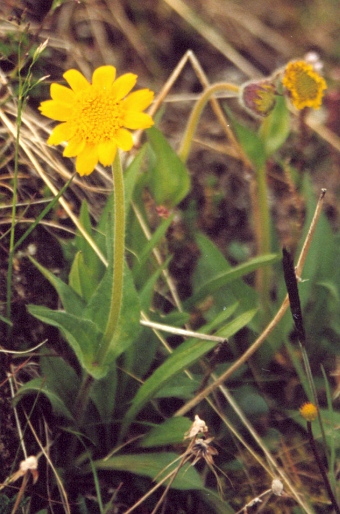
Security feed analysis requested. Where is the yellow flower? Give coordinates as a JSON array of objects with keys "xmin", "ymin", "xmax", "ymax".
[
  {"xmin": 39, "ymin": 65, "xmax": 154, "ymax": 175},
  {"xmin": 282, "ymin": 60, "xmax": 327, "ymax": 110},
  {"xmin": 300, "ymin": 402, "xmax": 318, "ymax": 422}
]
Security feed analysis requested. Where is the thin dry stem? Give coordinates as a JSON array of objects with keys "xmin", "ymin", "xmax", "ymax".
[
  {"xmin": 141, "ymin": 49, "xmax": 251, "ymax": 165},
  {"xmin": 124, "ymin": 455, "xmax": 186, "ymax": 514},
  {"xmin": 216, "ymin": 386, "xmax": 312, "ymax": 511},
  {"xmin": 140, "ymin": 319, "xmax": 227, "ymax": 343},
  {"xmin": 10, "ymin": 473, "xmax": 29, "ymax": 514},
  {"xmin": 8, "ymin": 373, "xmax": 27, "ymax": 460},
  {"xmin": 22, "ymin": 411, "xmax": 71, "ymax": 514},
  {"xmin": 0, "ymin": 340, "xmax": 47, "ymax": 355}
]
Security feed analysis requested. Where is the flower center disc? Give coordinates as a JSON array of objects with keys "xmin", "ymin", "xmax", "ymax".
[
  {"xmin": 294, "ymin": 71, "xmax": 319, "ymax": 101},
  {"xmin": 74, "ymin": 88, "xmax": 123, "ymax": 143}
]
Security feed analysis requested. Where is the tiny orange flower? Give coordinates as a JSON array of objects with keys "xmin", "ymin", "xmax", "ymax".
[
  {"xmin": 39, "ymin": 65, "xmax": 154, "ymax": 176},
  {"xmin": 300, "ymin": 402, "xmax": 318, "ymax": 422},
  {"xmin": 282, "ymin": 60, "xmax": 327, "ymax": 110}
]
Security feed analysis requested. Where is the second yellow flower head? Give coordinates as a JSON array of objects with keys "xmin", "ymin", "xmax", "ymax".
[{"xmin": 282, "ymin": 60, "xmax": 327, "ymax": 111}]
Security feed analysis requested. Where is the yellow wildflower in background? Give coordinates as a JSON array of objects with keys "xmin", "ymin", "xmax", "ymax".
[
  {"xmin": 39, "ymin": 65, "xmax": 154, "ymax": 175},
  {"xmin": 300, "ymin": 402, "xmax": 318, "ymax": 422},
  {"xmin": 282, "ymin": 60, "xmax": 327, "ymax": 111}
]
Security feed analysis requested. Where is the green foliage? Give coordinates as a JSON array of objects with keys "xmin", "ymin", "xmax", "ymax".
[
  {"xmin": 7, "ymin": 36, "xmax": 339, "ymax": 513},
  {"xmin": 230, "ymin": 112, "xmax": 266, "ymax": 170},
  {"xmin": 0, "ymin": 495, "xmax": 29, "ymax": 513},
  {"xmin": 121, "ymin": 307, "xmax": 257, "ymax": 436},
  {"xmin": 140, "ymin": 417, "xmax": 192, "ymax": 447},
  {"xmin": 69, "ymin": 201, "xmax": 105, "ymax": 301},
  {"xmin": 259, "ymin": 94, "xmax": 291, "ymax": 156},
  {"xmin": 28, "ymin": 203, "xmax": 141, "ymax": 379},
  {"xmin": 94, "ymin": 452, "xmax": 204, "ymax": 490},
  {"xmin": 146, "ymin": 126, "xmax": 191, "ymax": 206},
  {"xmin": 20, "ymin": 129, "xmax": 284, "ymax": 509},
  {"xmin": 186, "ymin": 243, "xmax": 278, "ymax": 311}
]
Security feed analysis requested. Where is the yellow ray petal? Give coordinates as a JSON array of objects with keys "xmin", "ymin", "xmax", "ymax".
[
  {"xmin": 39, "ymin": 100, "xmax": 73, "ymax": 121},
  {"xmin": 63, "ymin": 69, "xmax": 90, "ymax": 92},
  {"xmin": 50, "ymin": 83, "xmax": 75, "ymax": 104},
  {"xmin": 114, "ymin": 128, "xmax": 134, "ymax": 151},
  {"xmin": 111, "ymin": 74, "xmax": 137, "ymax": 101},
  {"xmin": 92, "ymin": 65, "xmax": 116, "ymax": 88},
  {"xmin": 98, "ymin": 140, "xmax": 117, "ymax": 166},
  {"xmin": 76, "ymin": 145, "xmax": 99, "ymax": 175},
  {"xmin": 123, "ymin": 89, "xmax": 154, "ymax": 111},
  {"xmin": 63, "ymin": 136, "xmax": 86, "ymax": 157},
  {"xmin": 123, "ymin": 112, "xmax": 154, "ymax": 130},
  {"xmin": 47, "ymin": 122, "xmax": 76, "ymax": 145}
]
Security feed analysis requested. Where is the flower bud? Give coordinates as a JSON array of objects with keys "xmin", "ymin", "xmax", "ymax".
[{"xmin": 239, "ymin": 79, "xmax": 277, "ymax": 118}]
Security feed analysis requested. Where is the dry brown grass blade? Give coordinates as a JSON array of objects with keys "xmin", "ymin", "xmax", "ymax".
[
  {"xmin": 21, "ymin": 412, "xmax": 71, "ymax": 514},
  {"xmin": 307, "ymin": 117, "xmax": 340, "ymax": 153},
  {"xmin": 0, "ymin": 105, "xmax": 108, "ymax": 265},
  {"xmin": 144, "ymin": 49, "xmax": 250, "ymax": 165},
  {"xmin": 104, "ymin": 0, "xmax": 159, "ymax": 74},
  {"xmin": 162, "ymin": 0, "xmax": 262, "ymax": 78},
  {"xmin": 213, "ymin": 0, "xmax": 294, "ymax": 56}
]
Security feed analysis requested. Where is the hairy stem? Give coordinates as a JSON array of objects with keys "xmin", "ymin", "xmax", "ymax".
[
  {"xmin": 178, "ymin": 82, "xmax": 239, "ymax": 162},
  {"xmin": 96, "ymin": 153, "xmax": 125, "ymax": 366},
  {"xmin": 254, "ymin": 164, "xmax": 271, "ymax": 317}
]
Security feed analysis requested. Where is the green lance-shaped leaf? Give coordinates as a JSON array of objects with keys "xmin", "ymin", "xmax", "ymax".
[
  {"xmin": 15, "ymin": 377, "xmax": 75, "ymax": 421},
  {"xmin": 187, "ymin": 253, "xmax": 278, "ymax": 308},
  {"xmin": 94, "ymin": 452, "xmax": 204, "ymax": 491},
  {"xmin": 84, "ymin": 259, "xmax": 141, "ymax": 366},
  {"xmin": 259, "ymin": 94, "xmax": 290, "ymax": 157},
  {"xmin": 140, "ymin": 417, "xmax": 192, "ymax": 448},
  {"xmin": 147, "ymin": 126, "xmax": 191, "ymax": 207},
  {"xmin": 28, "ymin": 256, "xmax": 86, "ymax": 317},
  {"xmin": 26, "ymin": 305, "xmax": 106, "ymax": 379}
]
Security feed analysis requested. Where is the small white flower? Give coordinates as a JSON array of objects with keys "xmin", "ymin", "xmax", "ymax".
[
  {"xmin": 184, "ymin": 414, "xmax": 208, "ymax": 439},
  {"xmin": 304, "ymin": 51, "xmax": 324, "ymax": 73},
  {"xmin": 271, "ymin": 478, "xmax": 284, "ymax": 496},
  {"xmin": 27, "ymin": 243, "xmax": 37, "ymax": 256},
  {"xmin": 20, "ymin": 455, "xmax": 38, "ymax": 472}
]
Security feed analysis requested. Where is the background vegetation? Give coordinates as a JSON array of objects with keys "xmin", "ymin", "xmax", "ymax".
[{"xmin": 1, "ymin": 0, "xmax": 340, "ymax": 513}]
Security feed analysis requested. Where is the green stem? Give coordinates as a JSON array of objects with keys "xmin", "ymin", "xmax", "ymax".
[
  {"xmin": 65, "ymin": 372, "xmax": 94, "ymax": 471},
  {"xmin": 96, "ymin": 153, "xmax": 125, "ymax": 366},
  {"xmin": 6, "ymin": 57, "xmax": 24, "ymax": 328},
  {"xmin": 73, "ymin": 373, "xmax": 95, "ymax": 426},
  {"xmin": 178, "ymin": 82, "xmax": 239, "ymax": 162},
  {"xmin": 253, "ymin": 164, "xmax": 271, "ymax": 317},
  {"xmin": 178, "ymin": 79, "xmax": 271, "ymax": 316}
]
